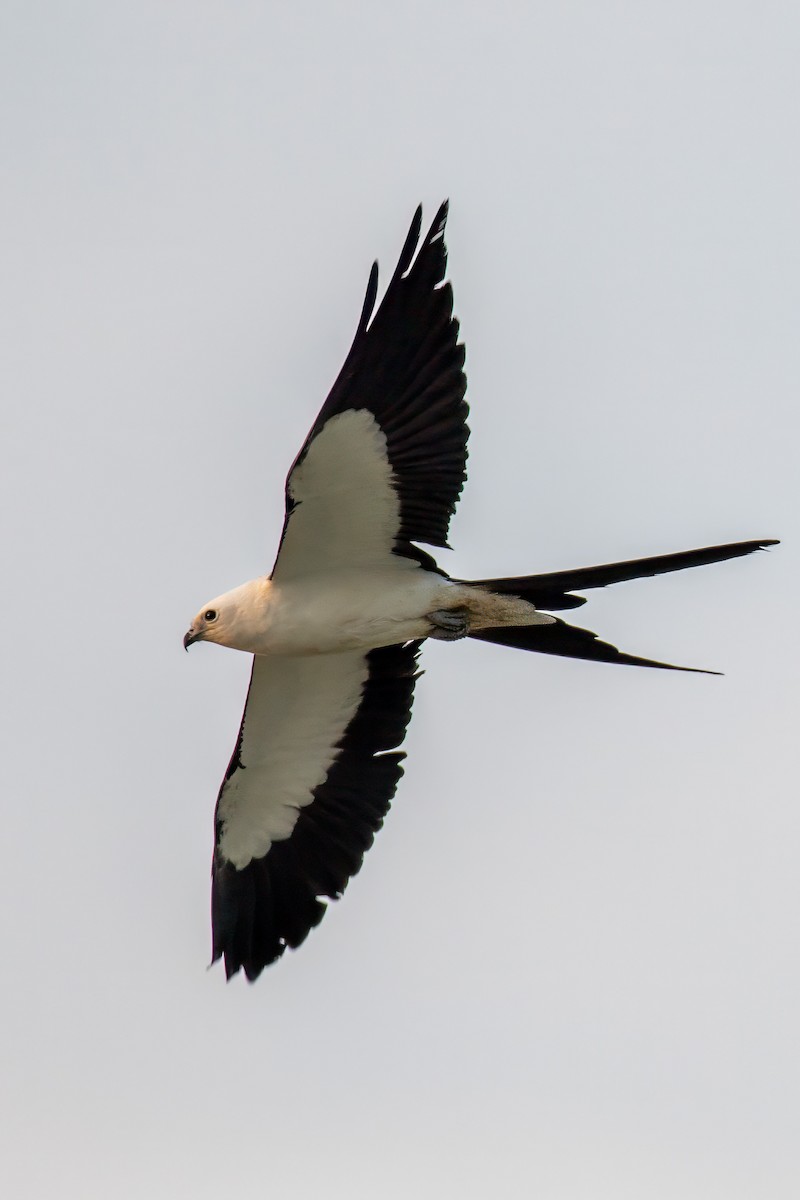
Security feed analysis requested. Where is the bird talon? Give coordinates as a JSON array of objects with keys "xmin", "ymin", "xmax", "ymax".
[{"xmin": 427, "ymin": 608, "xmax": 469, "ymax": 641}]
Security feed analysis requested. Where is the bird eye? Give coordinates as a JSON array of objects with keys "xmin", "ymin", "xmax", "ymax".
[{"xmin": 204, "ymin": 609, "xmax": 218, "ymax": 622}]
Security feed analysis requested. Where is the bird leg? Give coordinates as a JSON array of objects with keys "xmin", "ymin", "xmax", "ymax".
[{"xmin": 426, "ymin": 608, "xmax": 469, "ymax": 641}]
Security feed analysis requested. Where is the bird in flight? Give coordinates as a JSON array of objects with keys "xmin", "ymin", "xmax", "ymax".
[{"xmin": 184, "ymin": 203, "xmax": 776, "ymax": 982}]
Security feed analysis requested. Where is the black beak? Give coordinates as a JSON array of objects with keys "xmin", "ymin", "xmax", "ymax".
[{"xmin": 183, "ymin": 629, "xmax": 198, "ymax": 651}]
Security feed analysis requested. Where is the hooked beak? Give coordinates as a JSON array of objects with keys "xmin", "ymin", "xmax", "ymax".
[{"xmin": 183, "ymin": 627, "xmax": 200, "ymax": 651}]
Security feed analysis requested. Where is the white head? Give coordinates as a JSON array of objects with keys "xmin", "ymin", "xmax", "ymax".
[{"xmin": 183, "ymin": 578, "xmax": 272, "ymax": 654}]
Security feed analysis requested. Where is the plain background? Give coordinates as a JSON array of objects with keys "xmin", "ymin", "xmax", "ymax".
[{"xmin": 2, "ymin": 3, "xmax": 797, "ymax": 1197}]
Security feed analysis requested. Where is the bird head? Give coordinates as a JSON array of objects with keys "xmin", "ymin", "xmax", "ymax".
[
  {"xmin": 183, "ymin": 578, "xmax": 269, "ymax": 653},
  {"xmin": 183, "ymin": 602, "xmax": 225, "ymax": 650}
]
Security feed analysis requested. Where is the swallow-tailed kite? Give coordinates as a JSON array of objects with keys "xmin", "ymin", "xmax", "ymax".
[{"xmin": 185, "ymin": 203, "xmax": 776, "ymax": 981}]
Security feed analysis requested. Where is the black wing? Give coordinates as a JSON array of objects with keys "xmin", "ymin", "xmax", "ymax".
[
  {"xmin": 272, "ymin": 203, "xmax": 468, "ymax": 581},
  {"xmin": 212, "ymin": 641, "xmax": 422, "ymax": 981}
]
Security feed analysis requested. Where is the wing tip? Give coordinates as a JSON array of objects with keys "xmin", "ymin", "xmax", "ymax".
[
  {"xmin": 398, "ymin": 205, "xmax": 424, "ymax": 278},
  {"xmin": 398, "ymin": 200, "xmax": 451, "ymax": 279},
  {"xmin": 357, "ymin": 260, "xmax": 380, "ymax": 334},
  {"xmin": 428, "ymin": 199, "xmax": 449, "ymax": 243},
  {"xmin": 361, "ymin": 199, "xmax": 452, "ymax": 332}
]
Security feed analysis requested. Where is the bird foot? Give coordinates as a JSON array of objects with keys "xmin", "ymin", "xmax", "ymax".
[{"xmin": 427, "ymin": 608, "xmax": 469, "ymax": 641}]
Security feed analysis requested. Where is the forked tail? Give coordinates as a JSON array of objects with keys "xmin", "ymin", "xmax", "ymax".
[{"xmin": 462, "ymin": 538, "xmax": 778, "ymax": 673}]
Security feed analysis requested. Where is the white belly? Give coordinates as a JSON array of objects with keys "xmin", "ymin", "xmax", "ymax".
[{"xmin": 255, "ymin": 566, "xmax": 457, "ymax": 655}]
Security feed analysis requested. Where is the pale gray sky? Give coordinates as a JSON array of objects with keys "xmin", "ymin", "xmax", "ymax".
[{"xmin": 2, "ymin": 3, "xmax": 798, "ymax": 1197}]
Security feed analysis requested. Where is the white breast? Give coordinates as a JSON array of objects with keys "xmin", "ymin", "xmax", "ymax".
[{"xmin": 255, "ymin": 566, "xmax": 455, "ymax": 656}]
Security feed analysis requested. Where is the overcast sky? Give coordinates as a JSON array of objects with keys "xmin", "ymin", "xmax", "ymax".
[{"xmin": 2, "ymin": 3, "xmax": 798, "ymax": 1197}]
